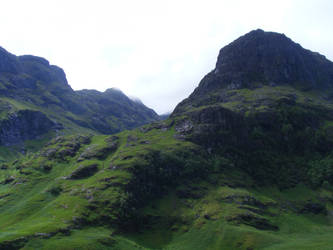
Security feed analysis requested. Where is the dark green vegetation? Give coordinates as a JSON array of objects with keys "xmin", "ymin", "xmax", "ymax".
[{"xmin": 1, "ymin": 29, "xmax": 333, "ymax": 249}]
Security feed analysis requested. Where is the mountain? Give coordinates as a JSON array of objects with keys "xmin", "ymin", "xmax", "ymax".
[
  {"xmin": 174, "ymin": 29, "xmax": 333, "ymax": 113},
  {"xmin": 171, "ymin": 29, "xmax": 333, "ymax": 187},
  {"xmin": 1, "ymin": 30, "xmax": 333, "ymax": 249},
  {"xmin": 0, "ymin": 47, "xmax": 158, "ymax": 157}
]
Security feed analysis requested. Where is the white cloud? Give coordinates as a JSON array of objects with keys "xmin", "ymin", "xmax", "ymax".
[{"xmin": 1, "ymin": 0, "xmax": 332, "ymax": 114}]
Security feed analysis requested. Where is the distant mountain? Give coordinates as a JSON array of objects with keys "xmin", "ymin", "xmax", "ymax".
[
  {"xmin": 159, "ymin": 112, "xmax": 171, "ymax": 120},
  {"xmin": 0, "ymin": 47, "xmax": 158, "ymax": 150}
]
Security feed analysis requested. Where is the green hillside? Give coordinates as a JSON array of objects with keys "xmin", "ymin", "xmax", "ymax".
[
  {"xmin": 0, "ymin": 119, "xmax": 332, "ymax": 249},
  {"xmin": 1, "ymin": 30, "xmax": 333, "ymax": 249}
]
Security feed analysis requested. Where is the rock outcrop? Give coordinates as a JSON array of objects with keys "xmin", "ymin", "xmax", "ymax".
[{"xmin": 0, "ymin": 110, "xmax": 61, "ymax": 146}]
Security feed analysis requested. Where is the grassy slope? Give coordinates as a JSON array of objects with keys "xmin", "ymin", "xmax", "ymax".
[
  {"xmin": 0, "ymin": 135, "xmax": 332, "ymax": 249},
  {"xmin": 177, "ymin": 85, "xmax": 333, "ymax": 115},
  {"xmin": 0, "ymin": 122, "xmax": 196, "ymax": 249},
  {"xmin": 119, "ymin": 182, "xmax": 333, "ymax": 250},
  {"xmin": 0, "ymin": 86, "xmax": 333, "ymax": 249}
]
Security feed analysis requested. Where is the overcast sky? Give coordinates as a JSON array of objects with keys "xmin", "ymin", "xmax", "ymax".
[{"xmin": 1, "ymin": 0, "xmax": 332, "ymax": 114}]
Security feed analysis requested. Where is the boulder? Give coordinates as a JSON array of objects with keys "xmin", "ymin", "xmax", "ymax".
[{"xmin": 67, "ymin": 164, "xmax": 99, "ymax": 179}]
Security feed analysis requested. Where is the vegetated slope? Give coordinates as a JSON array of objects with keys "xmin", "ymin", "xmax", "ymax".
[
  {"xmin": 1, "ymin": 30, "xmax": 333, "ymax": 250},
  {"xmin": 0, "ymin": 48, "xmax": 159, "ymax": 158}
]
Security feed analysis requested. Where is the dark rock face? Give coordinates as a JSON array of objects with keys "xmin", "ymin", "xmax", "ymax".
[
  {"xmin": 176, "ymin": 185, "xmax": 206, "ymax": 199},
  {"xmin": 68, "ymin": 164, "xmax": 99, "ymax": 179},
  {"xmin": 0, "ymin": 48, "xmax": 73, "ymax": 93},
  {"xmin": 18, "ymin": 55, "xmax": 70, "ymax": 88},
  {"xmin": 0, "ymin": 47, "xmax": 20, "ymax": 73},
  {"xmin": 0, "ymin": 236, "xmax": 28, "ymax": 250},
  {"xmin": 77, "ymin": 142, "xmax": 118, "ymax": 162},
  {"xmin": 227, "ymin": 213, "xmax": 278, "ymax": 231},
  {"xmin": 181, "ymin": 29, "xmax": 333, "ymax": 100},
  {"xmin": 0, "ymin": 110, "xmax": 60, "ymax": 146},
  {"xmin": 298, "ymin": 202, "xmax": 326, "ymax": 214}
]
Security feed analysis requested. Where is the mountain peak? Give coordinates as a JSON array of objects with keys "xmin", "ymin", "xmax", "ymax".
[
  {"xmin": 189, "ymin": 30, "xmax": 333, "ymax": 98},
  {"xmin": 19, "ymin": 55, "xmax": 50, "ymax": 66}
]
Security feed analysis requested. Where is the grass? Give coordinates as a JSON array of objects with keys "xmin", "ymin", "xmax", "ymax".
[
  {"xmin": 23, "ymin": 227, "xmax": 115, "ymax": 250},
  {"xmin": 0, "ymin": 123, "xmax": 200, "ymax": 248},
  {"xmin": 113, "ymin": 173, "xmax": 333, "ymax": 250},
  {"xmin": 181, "ymin": 85, "xmax": 333, "ymax": 117}
]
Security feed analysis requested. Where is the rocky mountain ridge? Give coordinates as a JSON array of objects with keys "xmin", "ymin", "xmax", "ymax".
[{"xmin": 0, "ymin": 47, "xmax": 159, "ymax": 152}]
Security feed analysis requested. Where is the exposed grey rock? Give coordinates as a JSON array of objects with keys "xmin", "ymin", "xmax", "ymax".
[
  {"xmin": 0, "ymin": 236, "xmax": 28, "ymax": 250},
  {"xmin": 77, "ymin": 142, "xmax": 118, "ymax": 162},
  {"xmin": 67, "ymin": 164, "xmax": 99, "ymax": 179},
  {"xmin": 298, "ymin": 201, "xmax": 326, "ymax": 214},
  {"xmin": 175, "ymin": 120, "xmax": 193, "ymax": 134},
  {"xmin": 0, "ymin": 110, "xmax": 61, "ymax": 146},
  {"xmin": 227, "ymin": 212, "xmax": 278, "ymax": 231},
  {"xmin": 34, "ymin": 232, "xmax": 52, "ymax": 239},
  {"xmin": 2, "ymin": 176, "xmax": 15, "ymax": 184}
]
